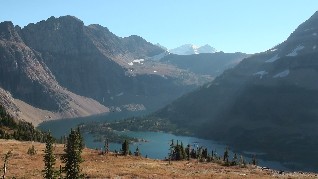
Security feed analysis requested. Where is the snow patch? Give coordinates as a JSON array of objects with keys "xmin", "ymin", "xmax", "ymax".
[
  {"xmin": 116, "ymin": 92, "xmax": 124, "ymax": 97},
  {"xmin": 273, "ymin": 69, "xmax": 289, "ymax": 78},
  {"xmin": 287, "ymin": 45, "xmax": 304, "ymax": 57},
  {"xmin": 313, "ymin": 33, "xmax": 317, "ymax": 36},
  {"xmin": 133, "ymin": 59, "xmax": 144, "ymax": 64},
  {"xmin": 270, "ymin": 48, "xmax": 277, "ymax": 52},
  {"xmin": 253, "ymin": 71, "xmax": 268, "ymax": 79},
  {"xmin": 265, "ymin": 54, "xmax": 279, "ymax": 63},
  {"xmin": 128, "ymin": 62, "xmax": 133, "ymax": 66},
  {"xmin": 153, "ymin": 70, "xmax": 157, "ymax": 73},
  {"xmin": 304, "ymin": 28, "xmax": 314, "ymax": 32}
]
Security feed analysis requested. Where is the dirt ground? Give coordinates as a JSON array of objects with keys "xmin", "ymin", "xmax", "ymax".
[{"xmin": 0, "ymin": 139, "xmax": 316, "ymax": 179}]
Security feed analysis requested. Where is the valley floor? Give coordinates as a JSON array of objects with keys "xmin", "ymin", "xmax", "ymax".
[{"xmin": 0, "ymin": 139, "xmax": 316, "ymax": 179}]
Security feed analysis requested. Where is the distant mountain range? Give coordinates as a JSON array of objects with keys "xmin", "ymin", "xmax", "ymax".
[
  {"xmin": 0, "ymin": 15, "xmax": 247, "ymax": 125},
  {"xmin": 169, "ymin": 44, "xmax": 217, "ymax": 55},
  {"xmin": 152, "ymin": 11, "xmax": 318, "ymax": 171}
]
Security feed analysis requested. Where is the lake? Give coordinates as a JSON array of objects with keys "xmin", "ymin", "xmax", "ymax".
[{"xmin": 38, "ymin": 112, "xmax": 289, "ymax": 171}]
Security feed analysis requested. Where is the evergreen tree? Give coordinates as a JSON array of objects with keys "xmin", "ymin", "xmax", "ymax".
[
  {"xmin": 43, "ymin": 132, "xmax": 57, "ymax": 179},
  {"xmin": 175, "ymin": 144, "xmax": 181, "ymax": 160},
  {"xmin": 223, "ymin": 147, "xmax": 229, "ymax": 164},
  {"xmin": 252, "ymin": 154, "xmax": 257, "ymax": 165},
  {"xmin": 61, "ymin": 128, "xmax": 84, "ymax": 179},
  {"xmin": 232, "ymin": 153, "xmax": 238, "ymax": 165},
  {"xmin": 202, "ymin": 148, "xmax": 208, "ymax": 159},
  {"xmin": 134, "ymin": 146, "xmax": 141, "ymax": 156},
  {"xmin": 122, "ymin": 140, "xmax": 129, "ymax": 155},
  {"xmin": 180, "ymin": 142, "xmax": 186, "ymax": 160},
  {"xmin": 185, "ymin": 144, "xmax": 190, "ymax": 161},
  {"xmin": 168, "ymin": 139, "xmax": 174, "ymax": 164}
]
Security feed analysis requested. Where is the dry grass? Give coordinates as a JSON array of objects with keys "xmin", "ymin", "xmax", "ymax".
[{"xmin": 0, "ymin": 139, "xmax": 316, "ymax": 179}]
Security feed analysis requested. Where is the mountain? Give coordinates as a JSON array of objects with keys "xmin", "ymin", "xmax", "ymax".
[
  {"xmin": 0, "ymin": 21, "xmax": 108, "ymax": 125},
  {"xmin": 159, "ymin": 52, "xmax": 249, "ymax": 77},
  {"xmin": 152, "ymin": 11, "xmax": 318, "ymax": 171},
  {"xmin": 169, "ymin": 44, "xmax": 217, "ymax": 55},
  {"xmin": 0, "ymin": 16, "xmax": 247, "ymax": 125},
  {"xmin": 18, "ymin": 16, "xmax": 212, "ymax": 113}
]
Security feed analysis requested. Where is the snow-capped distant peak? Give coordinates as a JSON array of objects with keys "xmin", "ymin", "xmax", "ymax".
[
  {"xmin": 197, "ymin": 44, "xmax": 217, "ymax": 54},
  {"xmin": 169, "ymin": 44, "xmax": 217, "ymax": 55}
]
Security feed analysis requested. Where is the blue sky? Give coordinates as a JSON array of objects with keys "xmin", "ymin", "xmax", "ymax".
[{"xmin": 1, "ymin": 0, "xmax": 318, "ymax": 53}]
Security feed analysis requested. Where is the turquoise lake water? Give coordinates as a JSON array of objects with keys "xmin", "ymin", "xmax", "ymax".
[{"xmin": 38, "ymin": 112, "xmax": 289, "ymax": 171}]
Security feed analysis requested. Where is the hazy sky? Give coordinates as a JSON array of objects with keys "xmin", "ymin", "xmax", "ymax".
[{"xmin": 1, "ymin": 0, "xmax": 318, "ymax": 53}]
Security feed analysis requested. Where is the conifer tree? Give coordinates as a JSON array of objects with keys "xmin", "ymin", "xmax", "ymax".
[
  {"xmin": 168, "ymin": 139, "xmax": 174, "ymax": 164},
  {"xmin": 175, "ymin": 144, "xmax": 181, "ymax": 160},
  {"xmin": 134, "ymin": 146, "xmax": 141, "ymax": 156},
  {"xmin": 223, "ymin": 147, "xmax": 229, "ymax": 164},
  {"xmin": 185, "ymin": 144, "xmax": 191, "ymax": 161},
  {"xmin": 232, "ymin": 153, "xmax": 238, "ymax": 165},
  {"xmin": 252, "ymin": 154, "xmax": 257, "ymax": 165},
  {"xmin": 122, "ymin": 140, "xmax": 129, "ymax": 155},
  {"xmin": 180, "ymin": 142, "xmax": 186, "ymax": 160},
  {"xmin": 43, "ymin": 132, "xmax": 57, "ymax": 179},
  {"xmin": 61, "ymin": 128, "xmax": 84, "ymax": 178}
]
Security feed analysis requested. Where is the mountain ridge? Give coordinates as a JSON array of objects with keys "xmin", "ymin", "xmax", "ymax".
[
  {"xmin": 150, "ymin": 11, "xmax": 318, "ymax": 171},
  {"xmin": 169, "ymin": 44, "xmax": 217, "ymax": 55},
  {"xmin": 0, "ymin": 15, "xmax": 248, "ymax": 125}
]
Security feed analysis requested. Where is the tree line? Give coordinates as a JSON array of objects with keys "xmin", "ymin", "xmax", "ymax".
[
  {"xmin": 0, "ymin": 105, "xmax": 48, "ymax": 142},
  {"xmin": 167, "ymin": 139, "xmax": 257, "ymax": 166}
]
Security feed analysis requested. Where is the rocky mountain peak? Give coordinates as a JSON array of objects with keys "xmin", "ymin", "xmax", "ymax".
[
  {"xmin": 265, "ymin": 11, "xmax": 318, "ymax": 59},
  {"xmin": 0, "ymin": 21, "xmax": 23, "ymax": 42},
  {"xmin": 21, "ymin": 15, "xmax": 86, "ymax": 55},
  {"xmin": 169, "ymin": 44, "xmax": 217, "ymax": 55},
  {"xmin": 122, "ymin": 35, "xmax": 165, "ymax": 57}
]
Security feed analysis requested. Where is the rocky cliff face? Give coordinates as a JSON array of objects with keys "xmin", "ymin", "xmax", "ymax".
[
  {"xmin": 152, "ymin": 11, "xmax": 318, "ymax": 171},
  {"xmin": 17, "ymin": 16, "xmax": 215, "ymax": 112},
  {"xmin": 0, "ymin": 21, "xmax": 108, "ymax": 125}
]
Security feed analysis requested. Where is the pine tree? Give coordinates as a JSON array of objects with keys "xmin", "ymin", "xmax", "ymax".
[
  {"xmin": 43, "ymin": 132, "xmax": 57, "ymax": 179},
  {"xmin": 168, "ymin": 139, "xmax": 174, "ymax": 164},
  {"xmin": 223, "ymin": 147, "xmax": 229, "ymax": 164},
  {"xmin": 252, "ymin": 154, "xmax": 257, "ymax": 165},
  {"xmin": 185, "ymin": 144, "xmax": 191, "ymax": 161},
  {"xmin": 231, "ymin": 153, "xmax": 238, "ymax": 166},
  {"xmin": 61, "ymin": 128, "xmax": 84, "ymax": 179},
  {"xmin": 134, "ymin": 146, "xmax": 141, "ymax": 156},
  {"xmin": 122, "ymin": 140, "xmax": 129, "ymax": 155},
  {"xmin": 180, "ymin": 142, "xmax": 186, "ymax": 160}
]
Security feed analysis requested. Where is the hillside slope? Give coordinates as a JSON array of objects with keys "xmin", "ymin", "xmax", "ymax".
[
  {"xmin": 0, "ymin": 139, "xmax": 315, "ymax": 178},
  {"xmin": 152, "ymin": 11, "xmax": 318, "ymax": 171}
]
